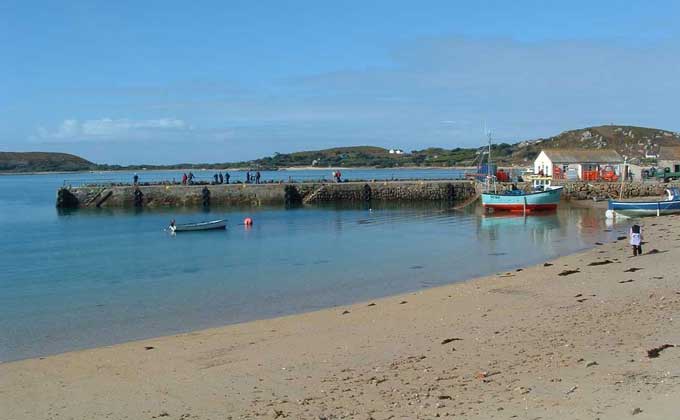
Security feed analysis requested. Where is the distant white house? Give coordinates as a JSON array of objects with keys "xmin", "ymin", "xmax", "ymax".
[
  {"xmin": 534, "ymin": 149, "xmax": 623, "ymax": 180},
  {"xmin": 389, "ymin": 149, "xmax": 404, "ymax": 155}
]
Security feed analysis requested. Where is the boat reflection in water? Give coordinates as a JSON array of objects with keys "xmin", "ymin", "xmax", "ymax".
[
  {"xmin": 478, "ymin": 210, "xmax": 560, "ymax": 242},
  {"xmin": 475, "ymin": 204, "xmax": 613, "ymax": 259}
]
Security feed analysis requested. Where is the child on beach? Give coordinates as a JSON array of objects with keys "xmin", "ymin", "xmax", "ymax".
[{"xmin": 630, "ymin": 224, "xmax": 643, "ymax": 256}]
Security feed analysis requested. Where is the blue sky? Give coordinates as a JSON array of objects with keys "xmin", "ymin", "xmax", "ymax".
[{"xmin": 2, "ymin": 0, "xmax": 680, "ymax": 164}]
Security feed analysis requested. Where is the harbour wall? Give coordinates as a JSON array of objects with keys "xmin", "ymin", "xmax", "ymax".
[
  {"xmin": 56, "ymin": 180, "xmax": 678, "ymax": 209},
  {"xmin": 484, "ymin": 180, "xmax": 675, "ymax": 201},
  {"xmin": 56, "ymin": 180, "xmax": 479, "ymax": 209},
  {"xmin": 547, "ymin": 181, "xmax": 675, "ymax": 201}
]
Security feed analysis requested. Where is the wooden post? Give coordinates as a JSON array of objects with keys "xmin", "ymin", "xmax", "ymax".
[
  {"xmin": 619, "ymin": 157, "xmax": 627, "ymax": 199},
  {"xmin": 523, "ymin": 196, "xmax": 527, "ymax": 215}
]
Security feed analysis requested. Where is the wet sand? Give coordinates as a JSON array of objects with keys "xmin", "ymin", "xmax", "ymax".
[{"xmin": 2, "ymin": 217, "xmax": 680, "ymax": 419}]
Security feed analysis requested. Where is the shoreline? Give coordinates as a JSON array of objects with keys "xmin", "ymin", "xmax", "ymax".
[
  {"xmin": 0, "ymin": 202, "xmax": 600, "ymax": 363},
  {"xmin": 0, "ymin": 165, "xmax": 481, "ymax": 176},
  {"xmin": 0, "ymin": 232, "xmax": 602, "ymax": 365},
  {"xmin": 3, "ymin": 217, "xmax": 680, "ymax": 418}
]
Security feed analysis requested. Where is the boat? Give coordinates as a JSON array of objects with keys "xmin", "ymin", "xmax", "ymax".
[
  {"xmin": 481, "ymin": 185, "xmax": 563, "ymax": 213},
  {"xmin": 477, "ymin": 129, "xmax": 562, "ymax": 213},
  {"xmin": 169, "ymin": 219, "xmax": 227, "ymax": 232},
  {"xmin": 606, "ymin": 188, "xmax": 680, "ymax": 218}
]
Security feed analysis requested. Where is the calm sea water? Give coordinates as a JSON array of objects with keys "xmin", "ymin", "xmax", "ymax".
[{"xmin": 0, "ymin": 169, "xmax": 627, "ymax": 362}]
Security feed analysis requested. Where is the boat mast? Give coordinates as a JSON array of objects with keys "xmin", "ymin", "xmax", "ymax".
[
  {"xmin": 487, "ymin": 129, "xmax": 492, "ymax": 179},
  {"xmin": 484, "ymin": 124, "xmax": 495, "ymax": 193}
]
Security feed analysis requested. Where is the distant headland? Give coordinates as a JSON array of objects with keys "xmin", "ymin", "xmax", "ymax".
[{"xmin": 3, "ymin": 125, "xmax": 679, "ymax": 173}]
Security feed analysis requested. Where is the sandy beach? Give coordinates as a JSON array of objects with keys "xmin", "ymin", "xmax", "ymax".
[{"xmin": 2, "ymin": 217, "xmax": 680, "ymax": 419}]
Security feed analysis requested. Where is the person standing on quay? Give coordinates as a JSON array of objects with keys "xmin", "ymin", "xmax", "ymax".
[
  {"xmin": 225, "ymin": 172, "xmax": 230, "ymax": 184},
  {"xmin": 218, "ymin": 172, "xmax": 223, "ymax": 184},
  {"xmin": 133, "ymin": 173, "xmax": 139, "ymax": 185},
  {"xmin": 256, "ymin": 171, "xmax": 261, "ymax": 184}
]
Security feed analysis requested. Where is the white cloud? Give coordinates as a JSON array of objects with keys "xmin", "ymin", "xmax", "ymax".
[{"xmin": 33, "ymin": 118, "xmax": 191, "ymax": 142}]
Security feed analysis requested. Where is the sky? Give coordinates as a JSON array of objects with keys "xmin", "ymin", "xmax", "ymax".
[{"xmin": 2, "ymin": 0, "xmax": 680, "ymax": 164}]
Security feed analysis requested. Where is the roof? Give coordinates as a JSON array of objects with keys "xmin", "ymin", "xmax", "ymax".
[
  {"xmin": 658, "ymin": 146, "xmax": 680, "ymax": 161},
  {"xmin": 540, "ymin": 149, "xmax": 623, "ymax": 163}
]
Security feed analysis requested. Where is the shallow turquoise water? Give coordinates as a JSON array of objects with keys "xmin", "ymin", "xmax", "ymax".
[{"xmin": 0, "ymin": 170, "xmax": 627, "ymax": 361}]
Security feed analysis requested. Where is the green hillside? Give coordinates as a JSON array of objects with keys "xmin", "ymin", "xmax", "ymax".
[
  {"xmin": 0, "ymin": 152, "xmax": 95, "ymax": 173},
  {"xmin": 4, "ymin": 125, "xmax": 679, "ymax": 172},
  {"xmin": 228, "ymin": 125, "xmax": 680, "ymax": 168},
  {"xmin": 508, "ymin": 125, "xmax": 680, "ymax": 164}
]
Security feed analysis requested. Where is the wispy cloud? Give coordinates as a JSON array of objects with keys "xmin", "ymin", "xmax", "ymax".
[
  {"xmin": 22, "ymin": 36, "xmax": 680, "ymax": 163},
  {"xmin": 33, "ymin": 118, "xmax": 192, "ymax": 142}
]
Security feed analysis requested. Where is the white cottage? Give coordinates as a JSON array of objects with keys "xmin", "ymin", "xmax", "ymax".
[{"xmin": 534, "ymin": 149, "xmax": 623, "ymax": 180}]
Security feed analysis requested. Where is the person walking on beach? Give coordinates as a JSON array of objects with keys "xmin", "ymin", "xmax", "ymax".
[
  {"xmin": 256, "ymin": 171, "xmax": 261, "ymax": 184},
  {"xmin": 630, "ymin": 224, "xmax": 643, "ymax": 256}
]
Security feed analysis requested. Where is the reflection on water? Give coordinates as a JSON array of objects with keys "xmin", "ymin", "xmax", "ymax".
[{"xmin": 0, "ymin": 172, "xmax": 632, "ymax": 362}]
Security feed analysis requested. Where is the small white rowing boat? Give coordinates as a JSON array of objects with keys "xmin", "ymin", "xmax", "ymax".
[{"xmin": 169, "ymin": 219, "xmax": 227, "ymax": 232}]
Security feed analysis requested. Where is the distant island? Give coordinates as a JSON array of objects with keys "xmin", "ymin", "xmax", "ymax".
[
  {"xmin": 0, "ymin": 152, "xmax": 96, "ymax": 173},
  {"xmin": 3, "ymin": 125, "xmax": 680, "ymax": 173}
]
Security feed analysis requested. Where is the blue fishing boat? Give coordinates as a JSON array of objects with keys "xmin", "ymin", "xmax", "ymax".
[
  {"xmin": 476, "ymin": 128, "xmax": 563, "ymax": 213},
  {"xmin": 482, "ymin": 185, "xmax": 563, "ymax": 213},
  {"xmin": 607, "ymin": 188, "xmax": 680, "ymax": 218}
]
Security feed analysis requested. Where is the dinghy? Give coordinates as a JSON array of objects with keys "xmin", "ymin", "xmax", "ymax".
[
  {"xmin": 606, "ymin": 188, "xmax": 680, "ymax": 218},
  {"xmin": 169, "ymin": 219, "xmax": 227, "ymax": 232}
]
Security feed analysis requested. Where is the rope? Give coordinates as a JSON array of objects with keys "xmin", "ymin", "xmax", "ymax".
[{"xmin": 448, "ymin": 190, "xmax": 482, "ymax": 210}]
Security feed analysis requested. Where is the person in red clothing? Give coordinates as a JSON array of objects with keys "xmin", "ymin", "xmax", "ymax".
[{"xmin": 181, "ymin": 173, "xmax": 188, "ymax": 185}]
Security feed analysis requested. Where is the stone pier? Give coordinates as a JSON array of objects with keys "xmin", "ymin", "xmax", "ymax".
[
  {"xmin": 56, "ymin": 179, "xmax": 679, "ymax": 209},
  {"xmin": 56, "ymin": 180, "xmax": 479, "ymax": 209}
]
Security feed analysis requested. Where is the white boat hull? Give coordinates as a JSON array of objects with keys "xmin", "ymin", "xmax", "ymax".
[{"xmin": 171, "ymin": 219, "xmax": 227, "ymax": 232}]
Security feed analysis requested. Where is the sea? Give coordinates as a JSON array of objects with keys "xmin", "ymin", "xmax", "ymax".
[{"xmin": 0, "ymin": 169, "xmax": 628, "ymax": 362}]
